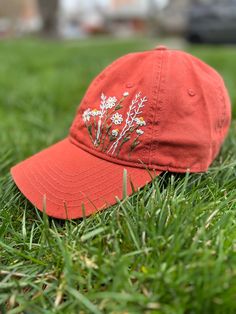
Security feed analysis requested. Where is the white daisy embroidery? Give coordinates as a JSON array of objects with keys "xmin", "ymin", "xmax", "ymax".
[
  {"xmin": 136, "ymin": 129, "xmax": 144, "ymax": 135},
  {"xmin": 111, "ymin": 112, "xmax": 123, "ymax": 125},
  {"xmin": 106, "ymin": 96, "xmax": 117, "ymax": 109}
]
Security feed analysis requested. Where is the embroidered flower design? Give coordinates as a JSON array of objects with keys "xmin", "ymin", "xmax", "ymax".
[
  {"xmin": 136, "ymin": 129, "xmax": 144, "ymax": 135},
  {"xmin": 111, "ymin": 113, "xmax": 123, "ymax": 125},
  {"xmin": 82, "ymin": 91, "xmax": 147, "ymax": 156},
  {"xmin": 135, "ymin": 117, "xmax": 146, "ymax": 126},
  {"xmin": 106, "ymin": 96, "xmax": 117, "ymax": 109},
  {"xmin": 91, "ymin": 109, "xmax": 102, "ymax": 116},
  {"xmin": 111, "ymin": 129, "xmax": 119, "ymax": 137}
]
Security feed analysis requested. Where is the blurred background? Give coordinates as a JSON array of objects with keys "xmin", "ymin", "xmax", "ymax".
[{"xmin": 0, "ymin": 0, "xmax": 236, "ymax": 43}]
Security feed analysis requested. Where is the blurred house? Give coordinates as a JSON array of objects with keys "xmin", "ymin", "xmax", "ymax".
[
  {"xmin": 19, "ymin": 0, "xmax": 41, "ymax": 33},
  {"xmin": 0, "ymin": 0, "xmax": 21, "ymax": 36},
  {"xmin": 59, "ymin": 0, "xmax": 189, "ymax": 38},
  {"xmin": 0, "ymin": 0, "xmax": 40, "ymax": 37},
  {"xmin": 59, "ymin": 0, "xmax": 151, "ymax": 38},
  {"xmin": 105, "ymin": 0, "xmax": 150, "ymax": 36},
  {"xmin": 155, "ymin": 0, "xmax": 191, "ymax": 35},
  {"xmin": 59, "ymin": 0, "xmax": 107, "ymax": 38},
  {"xmin": 0, "ymin": 0, "xmax": 193, "ymax": 38}
]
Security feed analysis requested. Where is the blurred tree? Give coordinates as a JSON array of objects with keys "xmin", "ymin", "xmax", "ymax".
[{"xmin": 37, "ymin": 0, "xmax": 59, "ymax": 37}]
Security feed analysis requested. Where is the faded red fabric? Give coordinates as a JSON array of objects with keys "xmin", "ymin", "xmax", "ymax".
[{"xmin": 11, "ymin": 46, "xmax": 231, "ymax": 219}]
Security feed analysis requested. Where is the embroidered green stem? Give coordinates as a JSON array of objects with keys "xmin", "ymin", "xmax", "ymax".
[
  {"xmin": 85, "ymin": 122, "xmax": 94, "ymax": 144},
  {"xmin": 115, "ymin": 125, "xmax": 139, "ymax": 156},
  {"xmin": 101, "ymin": 123, "xmax": 112, "ymax": 152}
]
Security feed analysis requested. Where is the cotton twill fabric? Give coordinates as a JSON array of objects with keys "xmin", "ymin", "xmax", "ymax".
[{"xmin": 11, "ymin": 138, "xmax": 157, "ymax": 219}]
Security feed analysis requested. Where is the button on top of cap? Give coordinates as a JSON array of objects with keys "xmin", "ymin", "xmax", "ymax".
[{"xmin": 154, "ymin": 45, "xmax": 168, "ymax": 51}]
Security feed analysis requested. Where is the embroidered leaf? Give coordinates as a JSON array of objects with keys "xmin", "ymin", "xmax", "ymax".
[
  {"xmin": 87, "ymin": 125, "xmax": 92, "ymax": 136},
  {"xmin": 130, "ymin": 140, "xmax": 140, "ymax": 151},
  {"xmin": 116, "ymin": 137, "xmax": 131, "ymax": 156},
  {"xmin": 122, "ymin": 136, "xmax": 131, "ymax": 143},
  {"xmin": 95, "ymin": 140, "xmax": 100, "ymax": 147},
  {"xmin": 115, "ymin": 104, "xmax": 123, "ymax": 110},
  {"xmin": 109, "ymin": 135, "xmax": 116, "ymax": 141}
]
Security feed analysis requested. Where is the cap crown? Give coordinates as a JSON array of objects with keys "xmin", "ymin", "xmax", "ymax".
[{"xmin": 70, "ymin": 47, "xmax": 231, "ymax": 173}]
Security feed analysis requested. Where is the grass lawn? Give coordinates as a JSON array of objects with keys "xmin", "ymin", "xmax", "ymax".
[{"xmin": 0, "ymin": 37, "xmax": 236, "ymax": 314}]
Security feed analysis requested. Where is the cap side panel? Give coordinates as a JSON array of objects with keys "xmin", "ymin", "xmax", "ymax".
[
  {"xmin": 186, "ymin": 53, "xmax": 213, "ymax": 164},
  {"xmin": 211, "ymin": 77, "xmax": 231, "ymax": 160},
  {"xmin": 189, "ymin": 55, "xmax": 231, "ymax": 162},
  {"xmin": 155, "ymin": 50, "xmax": 212, "ymax": 171},
  {"xmin": 185, "ymin": 53, "xmax": 231, "ymax": 159}
]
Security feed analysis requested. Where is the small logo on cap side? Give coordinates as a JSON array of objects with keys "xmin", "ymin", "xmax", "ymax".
[{"xmin": 82, "ymin": 91, "xmax": 147, "ymax": 157}]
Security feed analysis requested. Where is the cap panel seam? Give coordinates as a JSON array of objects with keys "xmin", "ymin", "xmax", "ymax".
[
  {"xmin": 135, "ymin": 51, "xmax": 159, "ymax": 165},
  {"xmin": 147, "ymin": 50, "xmax": 166, "ymax": 164},
  {"xmin": 187, "ymin": 54, "xmax": 213, "ymax": 157}
]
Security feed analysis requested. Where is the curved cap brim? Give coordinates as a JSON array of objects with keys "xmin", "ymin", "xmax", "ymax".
[{"xmin": 11, "ymin": 138, "xmax": 160, "ymax": 219}]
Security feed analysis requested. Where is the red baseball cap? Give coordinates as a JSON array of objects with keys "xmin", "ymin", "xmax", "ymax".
[{"xmin": 11, "ymin": 46, "xmax": 231, "ymax": 219}]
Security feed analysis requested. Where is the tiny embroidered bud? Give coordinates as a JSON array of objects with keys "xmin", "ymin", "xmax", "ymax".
[
  {"xmin": 123, "ymin": 92, "xmax": 129, "ymax": 97},
  {"xmin": 88, "ymin": 125, "xmax": 92, "ymax": 136},
  {"xmin": 111, "ymin": 129, "xmax": 119, "ymax": 137},
  {"xmin": 136, "ymin": 129, "xmax": 144, "ymax": 135},
  {"xmin": 135, "ymin": 117, "xmax": 146, "ymax": 126}
]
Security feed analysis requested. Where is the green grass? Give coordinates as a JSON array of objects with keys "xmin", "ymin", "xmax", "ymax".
[{"xmin": 0, "ymin": 37, "xmax": 236, "ymax": 314}]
